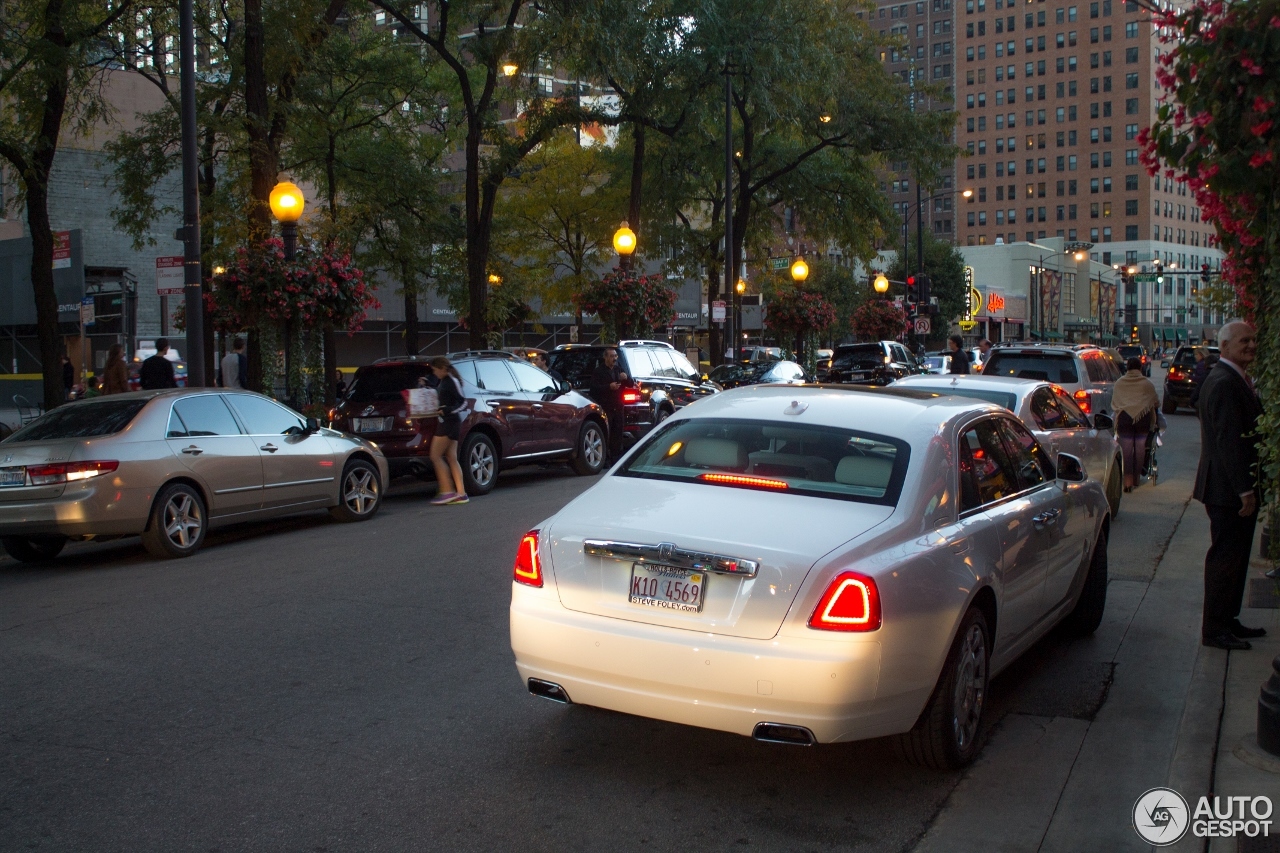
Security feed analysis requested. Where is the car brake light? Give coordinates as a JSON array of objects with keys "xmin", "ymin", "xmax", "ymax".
[
  {"xmin": 808, "ymin": 571, "xmax": 881, "ymax": 632},
  {"xmin": 513, "ymin": 530, "xmax": 543, "ymax": 587},
  {"xmin": 1168, "ymin": 367, "xmax": 1185, "ymax": 380},
  {"xmin": 621, "ymin": 389, "xmax": 642, "ymax": 404},
  {"xmin": 699, "ymin": 473, "xmax": 789, "ymax": 490},
  {"xmin": 1073, "ymin": 389, "xmax": 1091, "ymax": 414},
  {"xmin": 26, "ymin": 460, "xmax": 119, "ymax": 486}
]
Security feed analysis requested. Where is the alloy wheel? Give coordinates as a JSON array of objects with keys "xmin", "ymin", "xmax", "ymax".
[
  {"xmin": 951, "ymin": 622, "xmax": 987, "ymax": 750},
  {"xmin": 344, "ymin": 468, "xmax": 379, "ymax": 515},
  {"xmin": 164, "ymin": 493, "xmax": 202, "ymax": 550},
  {"xmin": 469, "ymin": 441, "xmax": 495, "ymax": 487},
  {"xmin": 584, "ymin": 427, "xmax": 604, "ymax": 469}
]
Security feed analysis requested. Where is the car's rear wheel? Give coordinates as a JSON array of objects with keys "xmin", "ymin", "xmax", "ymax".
[
  {"xmin": 329, "ymin": 458, "xmax": 382, "ymax": 522},
  {"xmin": 141, "ymin": 482, "xmax": 207, "ymax": 559},
  {"xmin": 1, "ymin": 535, "xmax": 67, "ymax": 564},
  {"xmin": 897, "ymin": 607, "xmax": 990, "ymax": 770},
  {"xmin": 1161, "ymin": 394, "xmax": 1177, "ymax": 415},
  {"xmin": 1064, "ymin": 527, "xmax": 1108, "ymax": 636},
  {"xmin": 571, "ymin": 421, "xmax": 606, "ymax": 475},
  {"xmin": 1106, "ymin": 460, "xmax": 1122, "ymax": 517},
  {"xmin": 461, "ymin": 432, "xmax": 498, "ymax": 495}
]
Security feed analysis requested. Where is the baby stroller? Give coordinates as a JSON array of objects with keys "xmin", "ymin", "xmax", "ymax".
[{"xmin": 1140, "ymin": 412, "xmax": 1167, "ymax": 485}]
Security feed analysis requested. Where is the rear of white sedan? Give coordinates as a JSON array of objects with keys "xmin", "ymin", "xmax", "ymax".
[{"xmin": 510, "ymin": 386, "xmax": 1045, "ymax": 765}]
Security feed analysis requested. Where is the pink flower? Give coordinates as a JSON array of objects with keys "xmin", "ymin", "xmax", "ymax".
[
  {"xmin": 1240, "ymin": 57, "xmax": 1265, "ymax": 76},
  {"xmin": 1249, "ymin": 150, "xmax": 1274, "ymax": 167},
  {"xmin": 1253, "ymin": 97, "xmax": 1275, "ymax": 113},
  {"xmin": 1249, "ymin": 119, "xmax": 1273, "ymax": 137}
]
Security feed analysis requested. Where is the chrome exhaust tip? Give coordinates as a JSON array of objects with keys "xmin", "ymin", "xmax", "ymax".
[
  {"xmin": 752, "ymin": 722, "xmax": 816, "ymax": 746},
  {"xmin": 527, "ymin": 678, "xmax": 572, "ymax": 704}
]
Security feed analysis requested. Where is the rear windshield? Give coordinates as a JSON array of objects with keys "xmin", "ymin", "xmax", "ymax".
[
  {"xmin": 831, "ymin": 345, "xmax": 886, "ymax": 370},
  {"xmin": 619, "ymin": 418, "xmax": 909, "ymax": 505},
  {"xmin": 906, "ymin": 385, "xmax": 1018, "ymax": 411},
  {"xmin": 983, "ymin": 353, "xmax": 1079, "ymax": 384},
  {"xmin": 5, "ymin": 398, "xmax": 149, "ymax": 442},
  {"xmin": 347, "ymin": 365, "xmax": 432, "ymax": 402}
]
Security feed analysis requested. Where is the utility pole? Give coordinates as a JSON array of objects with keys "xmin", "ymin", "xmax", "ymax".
[
  {"xmin": 724, "ymin": 64, "xmax": 735, "ymax": 365},
  {"xmin": 178, "ymin": 0, "xmax": 205, "ymax": 386}
]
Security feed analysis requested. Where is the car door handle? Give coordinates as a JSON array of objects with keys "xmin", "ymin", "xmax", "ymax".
[
  {"xmin": 181, "ymin": 445, "xmax": 203, "ymax": 455},
  {"xmin": 532, "ymin": 403, "xmax": 544, "ymax": 409},
  {"xmin": 950, "ymin": 538, "xmax": 972, "ymax": 555},
  {"xmin": 260, "ymin": 443, "xmax": 278, "ymax": 453},
  {"xmin": 1032, "ymin": 509, "xmax": 1061, "ymax": 527}
]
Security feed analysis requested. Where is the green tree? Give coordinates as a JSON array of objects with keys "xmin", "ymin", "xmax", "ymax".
[
  {"xmin": 886, "ymin": 231, "xmax": 968, "ymax": 345},
  {"xmin": 0, "ymin": 0, "xmax": 135, "ymax": 409}
]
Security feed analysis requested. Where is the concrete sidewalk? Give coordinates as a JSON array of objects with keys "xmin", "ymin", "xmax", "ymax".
[{"xmin": 913, "ymin": 503, "xmax": 1280, "ymax": 852}]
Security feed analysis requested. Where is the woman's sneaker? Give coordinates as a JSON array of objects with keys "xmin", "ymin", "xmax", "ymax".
[
  {"xmin": 447, "ymin": 494, "xmax": 469, "ymax": 505},
  {"xmin": 430, "ymin": 493, "xmax": 455, "ymax": 505}
]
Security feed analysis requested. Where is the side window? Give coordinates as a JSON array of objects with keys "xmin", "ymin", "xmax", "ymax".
[
  {"xmin": 508, "ymin": 361, "xmax": 557, "ymax": 394},
  {"xmin": 225, "ymin": 394, "xmax": 304, "ymax": 435},
  {"xmin": 1052, "ymin": 387, "xmax": 1093, "ymax": 427},
  {"xmin": 647, "ymin": 348, "xmax": 678, "ymax": 378},
  {"xmin": 1108, "ymin": 352, "xmax": 1125, "ymax": 379},
  {"xmin": 1029, "ymin": 387, "xmax": 1067, "ymax": 430},
  {"xmin": 453, "ymin": 360, "xmax": 478, "ymax": 387},
  {"xmin": 474, "ymin": 360, "xmax": 518, "ymax": 392},
  {"xmin": 1084, "ymin": 355, "xmax": 1109, "ymax": 383},
  {"xmin": 170, "ymin": 395, "xmax": 242, "ymax": 437},
  {"xmin": 624, "ymin": 348, "xmax": 654, "ymax": 378},
  {"xmin": 959, "ymin": 418, "xmax": 1021, "ymax": 506},
  {"xmin": 997, "ymin": 418, "xmax": 1055, "ymax": 487}
]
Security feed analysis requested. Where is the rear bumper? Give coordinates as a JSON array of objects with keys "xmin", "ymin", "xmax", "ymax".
[
  {"xmin": 0, "ymin": 482, "xmax": 152, "ymax": 537},
  {"xmin": 510, "ymin": 585, "xmax": 916, "ymax": 744},
  {"xmin": 1164, "ymin": 381, "xmax": 1195, "ymax": 405}
]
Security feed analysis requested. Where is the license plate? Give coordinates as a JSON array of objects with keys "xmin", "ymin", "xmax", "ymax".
[
  {"xmin": 629, "ymin": 563, "xmax": 706, "ymax": 613},
  {"xmin": 0, "ymin": 468, "xmax": 24, "ymax": 487},
  {"xmin": 356, "ymin": 418, "xmax": 388, "ymax": 433}
]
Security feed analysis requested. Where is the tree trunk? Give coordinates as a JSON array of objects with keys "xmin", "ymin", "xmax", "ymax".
[
  {"xmin": 27, "ymin": 182, "xmax": 66, "ymax": 412},
  {"xmin": 464, "ymin": 127, "xmax": 488, "ymax": 349}
]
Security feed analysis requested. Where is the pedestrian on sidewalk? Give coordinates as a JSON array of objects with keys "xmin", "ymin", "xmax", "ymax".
[
  {"xmin": 1193, "ymin": 320, "xmax": 1266, "ymax": 650},
  {"xmin": 102, "ymin": 344, "xmax": 129, "ymax": 395},
  {"xmin": 427, "ymin": 356, "xmax": 469, "ymax": 506},
  {"xmin": 1112, "ymin": 356, "xmax": 1160, "ymax": 492},
  {"xmin": 947, "ymin": 335, "xmax": 971, "ymax": 375},
  {"xmin": 220, "ymin": 337, "xmax": 246, "ymax": 389},
  {"xmin": 139, "ymin": 339, "xmax": 177, "ymax": 390},
  {"xmin": 590, "ymin": 348, "xmax": 632, "ymax": 462}
]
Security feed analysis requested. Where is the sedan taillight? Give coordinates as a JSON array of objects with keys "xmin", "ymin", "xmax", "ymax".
[
  {"xmin": 26, "ymin": 460, "xmax": 119, "ymax": 486},
  {"xmin": 513, "ymin": 530, "xmax": 543, "ymax": 587},
  {"xmin": 1073, "ymin": 389, "xmax": 1092, "ymax": 414},
  {"xmin": 622, "ymin": 388, "xmax": 642, "ymax": 404},
  {"xmin": 808, "ymin": 571, "xmax": 881, "ymax": 632}
]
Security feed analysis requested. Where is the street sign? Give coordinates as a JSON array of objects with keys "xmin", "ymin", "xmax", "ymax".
[
  {"xmin": 1133, "ymin": 273, "xmax": 1160, "ymax": 283},
  {"xmin": 914, "ymin": 317, "xmax": 931, "ymax": 335},
  {"xmin": 52, "ymin": 231, "xmax": 71, "ymax": 269},
  {"xmin": 79, "ymin": 296, "xmax": 94, "ymax": 326},
  {"xmin": 156, "ymin": 256, "xmax": 185, "ymax": 295},
  {"xmin": 770, "ymin": 257, "xmax": 789, "ymax": 271},
  {"xmin": 712, "ymin": 300, "xmax": 726, "ymax": 322},
  {"xmin": 958, "ymin": 320, "xmax": 978, "ymax": 331}
]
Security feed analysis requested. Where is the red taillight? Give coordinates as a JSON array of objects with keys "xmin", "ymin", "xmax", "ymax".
[
  {"xmin": 513, "ymin": 530, "xmax": 543, "ymax": 587},
  {"xmin": 621, "ymin": 389, "xmax": 641, "ymax": 404},
  {"xmin": 1073, "ymin": 389, "xmax": 1091, "ymax": 414},
  {"xmin": 808, "ymin": 571, "xmax": 881, "ymax": 632},
  {"xmin": 1168, "ymin": 367, "xmax": 1186, "ymax": 381},
  {"xmin": 26, "ymin": 460, "xmax": 119, "ymax": 486},
  {"xmin": 698, "ymin": 473, "xmax": 789, "ymax": 490}
]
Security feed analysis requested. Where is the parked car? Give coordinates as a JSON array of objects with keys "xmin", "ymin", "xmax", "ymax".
[
  {"xmin": 894, "ymin": 373, "xmax": 1124, "ymax": 515},
  {"xmin": 329, "ymin": 352, "xmax": 608, "ymax": 494},
  {"xmin": 821, "ymin": 341, "xmax": 920, "ymax": 385},
  {"xmin": 547, "ymin": 342, "xmax": 719, "ymax": 443},
  {"xmin": 706, "ymin": 360, "xmax": 809, "ymax": 389},
  {"xmin": 0, "ymin": 389, "xmax": 388, "ymax": 563},
  {"xmin": 1116, "ymin": 344, "xmax": 1152, "ymax": 377},
  {"xmin": 510, "ymin": 384, "xmax": 1110, "ymax": 769},
  {"xmin": 981, "ymin": 342, "xmax": 1124, "ymax": 417},
  {"xmin": 921, "ymin": 352, "xmax": 952, "ymax": 375},
  {"xmin": 1162, "ymin": 344, "xmax": 1219, "ymax": 414}
]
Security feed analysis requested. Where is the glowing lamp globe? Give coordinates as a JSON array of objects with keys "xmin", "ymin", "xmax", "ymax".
[
  {"xmin": 790, "ymin": 258, "xmax": 809, "ymax": 282},
  {"xmin": 613, "ymin": 223, "xmax": 637, "ymax": 256},
  {"xmin": 269, "ymin": 181, "xmax": 305, "ymax": 223}
]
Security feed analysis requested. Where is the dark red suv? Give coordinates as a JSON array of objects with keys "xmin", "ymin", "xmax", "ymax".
[{"xmin": 330, "ymin": 352, "xmax": 608, "ymax": 494}]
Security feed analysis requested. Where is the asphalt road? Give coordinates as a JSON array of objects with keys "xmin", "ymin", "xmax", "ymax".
[{"xmin": 1, "ymin": 381, "xmax": 1203, "ymax": 852}]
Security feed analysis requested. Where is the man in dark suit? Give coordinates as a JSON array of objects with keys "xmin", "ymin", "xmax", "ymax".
[
  {"xmin": 590, "ymin": 348, "xmax": 632, "ymax": 463},
  {"xmin": 1193, "ymin": 320, "xmax": 1265, "ymax": 650},
  {"xmin": 139, "ymin": 338, "xmax": 177, "ymax": 390}
]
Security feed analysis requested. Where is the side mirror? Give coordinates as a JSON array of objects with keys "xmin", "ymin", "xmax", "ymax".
[
  {"xmin": 556, "ymin": 379, "xmax": 570, "ymax": 394},
  {"xmin": 1056, "ymin": 452, "xmax": 1087, "ymax": 483},
  {"xmin": 1091, "ymin": 412, "xmax": 1114, "ymax": 432},
  {"xmin": 1160, "ymin": 359, "xmax": 1170, "ymax": 368},
  {"xmin": 305, "ymin": 416, "xmax": 321, "ymax": 433}
]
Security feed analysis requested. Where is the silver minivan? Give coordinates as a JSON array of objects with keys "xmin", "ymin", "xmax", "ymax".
[{"xmin": 981, "ymin": 343, "xmax": 1125, "ymax": 418}]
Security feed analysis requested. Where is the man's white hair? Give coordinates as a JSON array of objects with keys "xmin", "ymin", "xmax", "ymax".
[{"xmin": 1218, "ymin": 319, "xmax": 1254, "ymax": 345}]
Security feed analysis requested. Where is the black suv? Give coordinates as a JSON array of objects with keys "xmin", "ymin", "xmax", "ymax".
[
  {"xmin": 546, "ymin": 342, "xmax": 719, "ymax": 445},
  {"xmin": 820, "ymin": 341, "xmax": 922, "ymax": 385},
  {"xmin": 331, "ymin": 352, "xmax": 608, "ymax": 494},
  {"xmin": 1116, "ymin": 344, "xmax": 1151, "ymax": 376},
  {"xmin": 1162, "ymin": 344, "xmax": 1218, "ymax": 413}
]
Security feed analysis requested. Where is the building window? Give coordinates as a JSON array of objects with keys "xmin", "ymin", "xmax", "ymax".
[
  {"xmin": 1125, "ymin": 47, "xmax": 1139, "ymax": 63},
  {"xmin": 1091, "ymin": 178, "xmax": 1100, "ymax": 193},
  {"xmin": 1125, "ymin": 98, "xmax": 1138, "ymax": 114},
  {"xmin": 1125, "ymin": 199, "xmax": 1138, "ymax": 215},
  {"xmin": 1125, "ymin": 21, "xmax": 1138, "ymax": 37},
  {"xmin": 1125, "ymin": 149, "xmax": 1138, "ymax": 165},
  {"xmin": 1125, "ymin": 224, "xmax": 1139, "ymax": 239}
]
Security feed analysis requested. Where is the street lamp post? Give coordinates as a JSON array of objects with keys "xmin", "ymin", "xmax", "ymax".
[
  {"xmin": 178, "ymin": 0, "xmax": 205, "ymax": 387},
  {"xmin": 269, "ymin": 179, "xmax": 305, "ymax": 404},
  {"xmin": 613, "ymin": 221, "xmax": 636, "ymax": 270},
  {"xmin": 790, "ymin": 258, "xmax": 809, "ymax": 360},
  {"xmin": 901, "ymin": 187, "xmax": 973, "ymax": 277}
]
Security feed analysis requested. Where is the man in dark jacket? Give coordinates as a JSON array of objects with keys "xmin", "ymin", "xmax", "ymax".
[
  {"xmin": 590, "ymin": 348, "xmax": 632, "ymax": 462},
  {"xmin": 139, "ymin": 338, "xmax": 177, "ymax": 390},
  {"xmin": 947, "ymin": 335, "xmax": 971, "ymax": 375},
  {"xmin": 1193, "ymin": 320, "xmax": 1265, "ymax": 650}
]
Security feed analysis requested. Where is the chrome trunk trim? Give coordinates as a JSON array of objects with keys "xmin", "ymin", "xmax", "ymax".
[{"xmin": 582, "ymin": 539, "xmax": 759, "ymax": 578}]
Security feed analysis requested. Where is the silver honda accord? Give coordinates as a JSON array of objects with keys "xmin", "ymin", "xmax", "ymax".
[{"xmin": 0, "ymin": 389, "xmax": 388, "ymax": 562}]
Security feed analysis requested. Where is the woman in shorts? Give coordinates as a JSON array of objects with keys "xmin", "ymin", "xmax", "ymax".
[{"xmin": 428, "ymin": 356, "xmax": 469, "ymax": 505}]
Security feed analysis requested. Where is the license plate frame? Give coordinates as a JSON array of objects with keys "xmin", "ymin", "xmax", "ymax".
[
  {"xmin": 0, "ymin": 468, "xmax": 25, "ymax": 487},
  {"xmin": 356, "ymin": 418, "xmax": 387, "ymax": 433},
  {"xmin": 628, "ymin": 563, "xmax": 707, "ymax": 613}
]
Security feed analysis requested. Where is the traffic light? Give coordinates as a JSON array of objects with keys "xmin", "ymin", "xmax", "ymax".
[
  {"xmin": 906, "ymin": 274, "xmax": 919, "ymax": 305},
  {"xmin": 917, "ymin": 273, "xmax": 932, "ymax": 308},
  {"xmin": 1201, "ymin": 263, "xmax": 1211, "ymax": 284}
]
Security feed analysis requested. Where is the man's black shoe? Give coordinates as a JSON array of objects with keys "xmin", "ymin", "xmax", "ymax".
[
  {"xmin": 1230, "ymin": 621, "xmax": 1267, "ymax": 639},
  {"xmin": 1203, "ymin": 632, "xmax": 1252, "ymax": 651}
]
